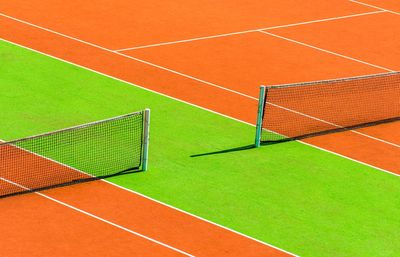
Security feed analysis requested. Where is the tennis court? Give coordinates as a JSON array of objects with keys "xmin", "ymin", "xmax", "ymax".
[{"xmin": 0, "ymin": 1, "xmax": 399, "ymax": 256}]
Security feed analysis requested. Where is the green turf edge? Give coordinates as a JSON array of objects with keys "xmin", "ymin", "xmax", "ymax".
[{"xmin": 1, "ymin": 39, "xmax": 400, "ymax": 257}]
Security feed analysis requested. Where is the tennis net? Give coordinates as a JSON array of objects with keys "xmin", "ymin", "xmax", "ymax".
[
  {"xmin": 0, "ymin": 109, "xmax": 150, "ymax": 198},
  {"xmin": 255, "ymin": 72, "xmax": 400, "ymax": 146}
]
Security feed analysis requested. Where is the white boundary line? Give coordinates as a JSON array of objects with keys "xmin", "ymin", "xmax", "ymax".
[
  {"xmin": 349, "ymin": 0, "xmax": 400, "ymax": 16},
  {"xmin": 114, "ymin": 10, "xmax": 384, "ymax": 51},
  {"xmin": 0, "ymin": 12, "xmax": 253, "ymax": 101},
  {"xmin": 258, "ymin": 30, "xmax": 394, "ymax": 72},
  {"xmin": 0, "ymin": 38, "xmax": 300, "ymax": 256},
  {"xmin": 297, "ymin": 141, "xmax": 399, "ymax": 177},
  {"xmin": 0, "ymin": 13, "xmax": 397, "ymax": 148},
  {"xmin": 0, "ymin": 177, "xmax": 195, "ymax": 257}
]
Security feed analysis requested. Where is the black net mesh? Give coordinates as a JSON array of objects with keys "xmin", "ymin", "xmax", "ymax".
[
  {"xmin": 261, "ymin": 72, "xmax": 400, "ymax": 143},
  {"xmin": 0, "ymin": 111, "xmax": 144, "ymax": 198}
]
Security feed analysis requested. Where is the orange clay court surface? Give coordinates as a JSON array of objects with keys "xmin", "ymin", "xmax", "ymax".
[{"xmin": 0, "ymin": 0, "xmax": 399, "ymax": 256}]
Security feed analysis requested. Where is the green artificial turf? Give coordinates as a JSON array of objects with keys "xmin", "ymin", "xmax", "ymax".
[{"xmin": 1, "ymin": 39, "xmax": 400, "ymax": 257}]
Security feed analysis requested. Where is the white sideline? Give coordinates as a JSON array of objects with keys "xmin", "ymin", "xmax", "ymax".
[
  {"xmin": 0, "ymin": 12, "xmax": 397, "ymax": 148},
  {"xmin": 349, "ymin": 0, "xmax": 400, "ymax": 16},
  {"xmin": 0, "ymin": 38, "xmax": 300, "ymax": 256},
  {"xmin": 115, "ymin": 10, "xmax": 384, "ymax": 51},
  {"xmin": 0, "ymin": 12, "xmax": 252, "ymax": 101},
  {"xmin": 258, "ymin": 30, "xmax": 394, "ymax": 72},
  {"xmin": 0, "ymin": 176, "xmax": 195, "ymax": 257}
]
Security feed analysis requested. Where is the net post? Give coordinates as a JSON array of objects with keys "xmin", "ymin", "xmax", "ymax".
[
  {"xmin": 142, "ymin": 108, "xmax": 150, "ymax": 171},
  {"xmin": 255, "ymin": 86, "xmax": 266, "ymax": 147}
]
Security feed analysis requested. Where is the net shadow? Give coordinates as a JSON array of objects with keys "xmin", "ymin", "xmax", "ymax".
[
  {"xmin": 190, "ymin": 144, "xmax": 256, "ymax": 157},
  {"xmin": 0, "ymin": 167, "xmax": 141, "ymax": 199}
]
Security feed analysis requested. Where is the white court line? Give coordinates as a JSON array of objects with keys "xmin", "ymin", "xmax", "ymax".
[
  {"xmin": 0, "ymin": 13, "xmax": 254, "ymax": 101},
  {"xmin": 0, "ymin": 176, "xmax": 195, "ymax": 257},
  {"xmin": 0, "ymin": 12, "xmax": 397, "ymax": 148},
  {"xmin": 115, "ymin": 10, "xmax": 384, "ymax": 51},
  {"xmin": 0, "ymin": 39, "xmax": 300, "ymax": 257},
  {"xmin": 349, "ymin": 0, "xmax": 400, "ymax": 16},
  {"xmin": 258, "ymin": 30, "xmax": 394, "ymax": 72}
]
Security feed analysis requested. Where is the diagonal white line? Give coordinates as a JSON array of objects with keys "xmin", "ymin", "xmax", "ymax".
[
  {"xmin": 258, "ymin": 30, "xmax": 395, "ymax": 72},
  {"xmin": 349, "ymin": 0, "xmax": 400, "ymax": 16},
  {"xmin": 115, "ymin": 10, "xmax": 384, "ymax": 51},
  {"xmin": 263, "ymin": 11, "xmax": 385, "ymax": 30},
  {"xmin": 0, "ymin": 12, "xmax": 256, "ymax": 101},
  {"xmin": 116, "ymin": 52, "xmax": 256, "ymax": 100},
  {"xmin": 0, "ymin": 176, "xmax": 195, "ymax": 257}
]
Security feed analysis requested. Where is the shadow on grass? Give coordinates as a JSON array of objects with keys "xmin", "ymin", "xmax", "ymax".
[
  {"xmin": 190, "ymin": 116, "xmax": 400, "ymax": 158},
  {"xmin": 190, "ymin": 140, "xmax": 288, "ymax": 157},
  {"xmin": 191, "ymin": 144, "xmax": 257, "ymax": 157}
]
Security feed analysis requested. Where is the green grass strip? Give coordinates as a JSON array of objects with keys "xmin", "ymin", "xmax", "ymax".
[{"xmin": 1, "ymin": 40, "xmax": 399, "ymax": 257}]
